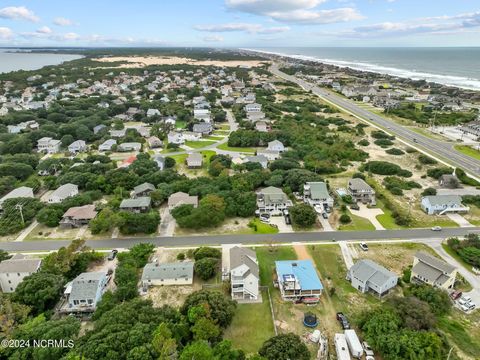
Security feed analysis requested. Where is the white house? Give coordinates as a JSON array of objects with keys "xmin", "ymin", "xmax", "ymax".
[
  {"xmin": 141, "ymin": 262, "xmax": 194, "ymax": 286},
  {"xmin": 118, "ymin": 142, "xmax": 142, "ymax": 152},
  {"xmin": 68, "ymin": 140, "xmax": 87, "ymax": 153},
  {"xmin": 230, "ymin": 247, "xmax": 259, "ymax": 300},
  {"xmin": 48, "ymin": 183, "xmax": 79, "ymax": 204},
  {"xmin": 0, "ymin": 255, "xmax": 42, "ymax": 293},
  {"xmin": 99, "ymin": 139, "xmax": 116, "ymax": 151},
  {"xmin": 346, "ymin": 259, "xmax": 398, "ymax": 297},
  {"xmin": 245, "ymin": 103, "xmax": 262, "ymax": 113},
  {"xmin": 65, "ymin": 272, "xmax": 108, "ymax": 312},
  {"xmin": 168, "ymin": 131, "xmax": 184, "ymax": 145},
  {"xmin": 303, "ymin": 182, "xmax": 334, "ymax": 210},
  {"xmin": 256, "ymin": 149, "xmax": 280, "ymax": 161},
  {"xmin": 37, "ymin": 137, "xmax": 61, "ymax": 154},
  {"xmin": 0, "ymin": 186, "xmax": 34, "ymax": 211},
  {"xmin": 421, "ymin": 195, "xmax": 469, "ymax": 215},
  {"xmin": 193, "ymin": 109, "xmax": 211, "ymax": 122},
  {"xmin": 267, "ymin": 140, "xmax": 285, "ymax": 152},
  {"xmin": 147, "ymin": 108, "xmax": 161, "ymax": 117}
]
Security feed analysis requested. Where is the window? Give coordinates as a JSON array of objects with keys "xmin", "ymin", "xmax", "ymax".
[
  {"xmin": 87, "ymin": 299, "xmax": 93, "ymax": 304},
  {"xmin": 8, "ymin": 280, "xmax": 11, "ymax": 284},
  {"xmin": 17, "ymin": 273, "xmax": 20, "ymax": 277},
  {"xmin": 73, "ymin": 300, "xmax": 79, "ymax": 305}
]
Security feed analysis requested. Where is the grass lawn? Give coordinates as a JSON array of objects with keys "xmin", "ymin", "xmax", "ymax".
[
  {"xmin": 205, "ymin": 135, "xmax": 224, "ymax": 141},
  {"xmin": 338, "ymin": 211, "xmax": 375, "ymax": 231},
  {"xmin": 247, "ymin": 218, "xmax": 279, "ymax": 234},
  {"xmin": 464, "ymin": 204, "xmax": 480, "ymax": 226},
  {"xmin": 216, "ymin": 143, "xmax": 256, "ymax": 153},
  {"xmin": 437, "ymin": 315, "xmax": 480, "ymax": 360},
  {"xmin": 256, "ymin": 246, "xmax": 297, "ymax": 287},
  {"xmin": 441, "ymin": 243, "xmax": 474, "ymax": 272},
  {"xmin": 184, "ymin": 140, "xmax": 216, "ymax": 149},
  {"xmin": 454, "ymin": 145, "xmax": 480, "ymax": 160},
  {"xmin": 175, "ymin": 120, "xmax": 187, "ymax": 129},
  {"xmin": 375, "ymin": 199, "xmax": 406, "ymax": 229},
  {"xmin": 223, "ymin": 290, "xmax": 275, "ymax": 354}
]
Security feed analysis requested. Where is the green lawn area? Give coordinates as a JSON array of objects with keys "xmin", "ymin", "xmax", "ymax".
[
  {"xmin": 437, "ymin": 315, "xmax": 480, "ymax": 360},
  {"xmin": 205, "ymin": 135, "xmax": 224, "ymax": 141},
  {"xmin": 454, "ymin": 145, "xmax": 480, "ymax": 160},
  {"xmin": 247, "ymin": 218, "xmax": 279, "ymax": 234},
  {"xmin": 338, "ymin": 210, "xmax": 375, "ymax": 231},
  {"xmin": 169, "ymin": 153, "xmax": 188, "ymax": 166},
  {"xmin": 175, "ymin": 120, "xmax": 187, "ymax": 129},
  {"xmin": 464, "ymin": 204, "xmax": 480, "ymax": 226},
  {"xmin": 216, "ymin": 143, "xmax": 256, "ymax": 153},
  {"xmin": 184, "ymin": 140, "xmax": 216, "ymax": 149},
  {"xmin": 223, "ymin": 290, "xmax": 275, "ymax": 354},
  {"xmin": 441, "ymin": 243, "xmax": 473, "ymax": 272},
  {"xmin": 375, "ymin": 199, "xmax": 406, "ymax": 229},
  {"xmin": 256, "ymin": 246, "xmax": 296, "ymax": 287}
]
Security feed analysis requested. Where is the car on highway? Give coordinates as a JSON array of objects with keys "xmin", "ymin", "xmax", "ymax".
[
  {"xmin": 359, "ymin": 242, "xmax": 369, "ymax": 251},
  {"xmin": 336, "ymin": 312, "xmax": 350, "ymax": 329},
  {"xmin": 431, "ymin": 226, "xmax": 442, "ymax": 231},
  {"xmin": 107, "ymin": 249, "xmax": 118, "ymax": 261},
  {"xmin": 413, "ymin": 138, "xmax": 418, "ymax": 143}
]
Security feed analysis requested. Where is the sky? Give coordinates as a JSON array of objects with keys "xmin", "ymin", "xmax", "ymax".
[{"xmin": 0, "ymin": 0, "xmax": 479, "ymax": 47}]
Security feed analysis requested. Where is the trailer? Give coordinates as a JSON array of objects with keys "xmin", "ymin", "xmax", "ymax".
[
  {"xmin": 334, "ymin": 333, "xmax": 351, "ymax": 360},
  {"xmin": 344, "ymin": 329, "xmax": 363, "ymax": 359}
]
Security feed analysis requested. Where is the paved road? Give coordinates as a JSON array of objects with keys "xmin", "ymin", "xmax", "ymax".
[
  {"xmin": 270, "ymin": 66, "xmax": 480, "ymax": 178},
  {"xmin": 1, "ymin": 227, "xmax": 479, "ymax": 252}
]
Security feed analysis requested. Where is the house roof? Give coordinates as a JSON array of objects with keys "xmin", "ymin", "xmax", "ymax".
[
  {"xmin": 414, "ymin": 251, "xmax": 456, "ymax": 274},
  {"xmin": 187, "ymin": 152, "xmax": 203, "ymax": 163},
  {"xmin": 120, "ymin": 197, "xmax": 151, "ymax": 209},
  {"xmin": 69, "ymin": 272, "xmax": 106, "ymax": 301},
  {"xmin": 305, "ymin": 182, "xmax": 329, "ymax": 199},
  {"xmin": 62, "ymin": 204, "xmax": 97, "ymax": 220},
  {"xmin": 246, "ymin": 155, "xmax": 268, "ymax": 163},
  {"xmin": 259, "ymin": 186, "xmax": 289, "ymax": 204},
  {"xmin": 133, "ymin": 182, "xmax": 155, "ymax": 195},
  {"xmin": 230, "ymin": 247, "xmax": 259, "ymax": 278},
  {"xmin": 0, "ymin": 258, "xmax": 42, "ymax": 273},
  {"xmin": 423, "ymin": 195, "xmax": 462, "ymax": 206},
  {"xmin": 0, "ymin": 186, "xmax": 34, "ymax": 205},
  {"xmin": 50, "ymin": 183, "xmax": 78, "ymax": 199},
  {"xmin": 348, "ymin": 178, "xmax": 373, "ymax": 191},
  {"xmin": 268, "ymin": 140, "xmax": 283, "ymax": 147},
  {"xmin": 276, "ymin": 260, "xmax": 323, "ymax": 291},
  {"xmin": 141, "ymin": 262, "xmax": 194, "ymax": 281},
  {"xmin": 349, "ymin": 259, "xmax": 397, "ymax": 287},
  {"xmin": 193, "ymin": 123, "xmax": 212, "ymax": 132},
  {"xmin": 168, "ymin": 192, "xmax": 198, "ymax": 207}
]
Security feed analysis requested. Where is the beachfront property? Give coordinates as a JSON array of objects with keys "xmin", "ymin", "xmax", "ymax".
[{"xmin": 275, "ymin": 260, "xmax": 323, "ymax": 301}]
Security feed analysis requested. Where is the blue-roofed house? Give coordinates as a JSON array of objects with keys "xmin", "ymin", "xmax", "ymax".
[{"xmin": 275, "ymin": 260, "xmax": 323, "ymax": 300}]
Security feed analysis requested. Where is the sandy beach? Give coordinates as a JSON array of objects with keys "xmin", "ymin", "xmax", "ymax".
[{"xmin": 93, "ymin": 56, "xmax": 268, "ymax": 68}]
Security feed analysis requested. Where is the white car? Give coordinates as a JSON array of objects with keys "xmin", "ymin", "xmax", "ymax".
[
  {"xmin": 359, "ymin": 242, "xmax": 369, "ymax": 251},
  {"xmin": 461, "ymin": 295, "xmax": 472, "ymax": 303},
  {"xmin": 314, "ymin": 205, "xmax": 323, "ymax": 214},
  {"xmin": 431, "ymin": 226, "xmax": 442, "ymax": 231},
  {"xmin": 362, "ymin": 341, "xmax": 374, "ymax": 357}
]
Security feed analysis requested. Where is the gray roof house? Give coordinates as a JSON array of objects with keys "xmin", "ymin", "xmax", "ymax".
[
  {"xmin": 153, "ymin": 154, "xmax": 165, "ymax": 170},
  {"xmin": 0, "ymin": 186, "xmax": 34, "ymax": 210},
  {"xmin": 421, "ymin": 195, "xmax": 469, "ymax": 215},
  {"xmin": 118, "ymin": 142, "xmax": 142, "ymax": 152},
  {"xmin": 99, "ymin": 139, "xmax": 116, "ymax": 151},
  {"xmin": 68, "ymin": 140, "xmax": 87, "ymax": 153},
  {"xmin": 131, "ymin": 182, "xmax": 155, "ymax": 198},
  {"xmin": 304, "ymin": 182, "xmax": 334, "ymax": 209},
  {"xmin": 60, "ymin": 204, "xmax": 98, "ymax": 228},
  {"xmin": 186, "ymin": 153, "xmax": 203, "ymax": 168},
  {"xmin": 245, "ymin": 155, "xmax": 268, "ymax": 169},
  {"xmin": 346, "ymin": 259, "xmax": 398, "ymax": 297},
  {"xmin": 66, "ymin": 272, "xmax": 108, "ymax": 312},
  {"xmin": 146, "ymin": 136, "xmax": 163, "ymax": 148},
  {"xmin": 119, "ymin": 197, "xmax": 151, "ymax": 213},
  {"xmin": 141, "ymin": 262, "xmax": 194, "ymax": 286},
  {"xmin": 0, "ymin": 257, "xmax": 42, "ymax": 293},
  {"xmin": 193, "ymin": 122, "xmax": 213, "ymax": 135},
  {"xmin": 347, "ymin": 178, "xmax": 376, "ymax": 205},
  {"xmin": 411, "ymin": 251, "xmax": 457, "ymax": 290},
  {"xmin": 267, "ymin": 140, "xmax": 285, "ymax": 152},
  {"xmin": 93, "ymin": 124, "xmax": 106, "ymax": 134},
  {"xmin": 168, "ymin": 192, "xmax": 198, "ymax": 209},
  {"xmin": 256, "ymin": 186, "xmax": 293, "ymax": 215},
  {"xmin": 48, "ymin": 183, "xmax": 78, "ymax": 204},
  {"xmin": 230, "ymin": 247, "xmax": 260, "ymax": 301}
]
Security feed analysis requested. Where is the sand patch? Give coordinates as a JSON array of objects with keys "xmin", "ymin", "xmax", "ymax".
[{"xmin": 94, "ymin": 56, "xmax": 268, "ymax": 68}]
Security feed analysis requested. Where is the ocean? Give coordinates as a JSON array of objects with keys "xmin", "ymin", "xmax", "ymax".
[
  {"xmin": 251, "ymin": 47, "xmax": 480, "ymax": 91},
  {"xmin": 0, "ymin": 49, "xmax": 82, "ymax": 74}
]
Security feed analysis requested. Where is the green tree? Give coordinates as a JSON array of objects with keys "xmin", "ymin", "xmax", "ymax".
[
  {"xmin": 289, "ymin": 203, "xmax": 317, "ymax": 228},
  {"xmin": 191, "ymin": 317, "xmax": 221, "ymax": 342},
  {"xmin": 36, "ymin": 206, "xmax": 64, "ymax": 227},
  {"xmin": 180, "ymin": 341, "xmax": 213, "ymax": 360},
  {"xmin": 195, "ymin": 258, "xmax": 219, "ymax": 281},
  {"xmin": 258, "ymin": 333, "xmax": 310, "ymax": 360}
]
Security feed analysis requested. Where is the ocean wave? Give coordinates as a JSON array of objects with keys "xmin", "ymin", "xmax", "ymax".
[{"xmin": 244, "ymin": 48, "xmax": 480, "ymax": 91}]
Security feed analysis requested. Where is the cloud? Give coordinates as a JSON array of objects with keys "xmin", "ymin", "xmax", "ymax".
[
  {"xmin": 0, "ymin": 6, "xmax": 39, "ymax": 22},
  {"xmin": 0, "ymin": 27, "xmax": 13, "ymax": 39},
  {"xmin": 53, "ymin": 17, "xmax": 73, "ymax": 26},
  {"xmin": 203, "ymin": 35, "xmax": 224, "ymax": 42},
  {"xmin": 225, "ymin": 0, "xmax": 363, "ymax": 24},
  {"xmin": 194, "ymin": 22, "xmax": 290, "ymax": 34},
  {"xmin": 36, "ymin": 26, "xmax": 52, "ymax": 34}
]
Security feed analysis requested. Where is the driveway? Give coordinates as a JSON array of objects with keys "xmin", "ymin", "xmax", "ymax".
[
  {"xmin": 437, "ymin": 187, "xmax": 480, "ymax": 196},
  {"xmin": 338, "ymin": 241, "xmax": 354, "ymax": 269},
  {"xmin": 318, "ymin": 214, "xmax": 333, "ymax": 231},
  {"xmin": 447, "ymin": 213, "xmax": 474, "ymax": 228},
  {"xmin": 158, "ymin": 207, "xmax": 176, "ymax": 237},
  {"xmin": 14, "ymin": 220, "xmax": 38, "ymax": 242},
  {"xmin": 269, "ymin": 216, "xmax": 293, "ymax": 233},
  {"xmin": 349, "ymin": 204, "xmax": 385, "ymax": 230}
]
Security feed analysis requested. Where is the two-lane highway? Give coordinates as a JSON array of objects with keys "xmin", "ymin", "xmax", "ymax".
[{"xmin": 270, "ymin": 65, "xmax": 480, "ymax": 178}]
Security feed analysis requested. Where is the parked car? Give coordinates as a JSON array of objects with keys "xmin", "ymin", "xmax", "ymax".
[
  {"xmin": 283, "ymin": 209, "xmax": 289, "ymax": 216},
  {"xmin": 259, "ymin": 214, "xmax": 270, "ymax": 223},
  {"xmin": 458, "ymin": 297, "xmax": 471, "ymax": 306},
  {"xmin": 431, "ymin": 226, "xmax": 442, "ymax": 231},
  {"xmin": 314, "ymin": 205, "xmax": 323, "ymax": 214},
  {"xmin": 462, "ymin": 295, "xmax": 472, "ymax": 303},
  {"xmin": 359, "ymin": 242, "xmax": 369, "ymax": 251},
  {"xmin": 336, "ymin": 312, "xmax": 350, "ymax": 329},
  {"xmin": 362, "ymin": 341, "xmax": 374, "ymax": 357},
  {"xmin": 284, "ymin": 214, "xmax": 292, "ymax": 225},
  {"xmin": 322, "ymin": 212, "xmax": 328, "ymax": 219},
  {"xmin": 350, "ymin": 204, "xmax": 360, "ymax": 211},
  {"xmin": 460, "ymin": 303, "xmax": 475, "ymax": 312},
  {"xmin": 450, "ymin": 290, "xmax": 462, "ymax": 300},
  {"xmin": 107, "ymin": 249, "xmax": 118, "ymax": 261}
]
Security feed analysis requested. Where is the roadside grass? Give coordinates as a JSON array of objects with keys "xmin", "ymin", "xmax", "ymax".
[
  {"xmin": 184, "ymin": 140, "xmax": 216, "ymax": 149},
  {"xmin": 437, "ymin": 315, "xmax": 480, "ymax": 359},
  {"xmin": 464, "ymin": 204, "xmax": 480, "ymax": 226},
  {"xmin": 454, "ymin": 145, "xmax": 480, "ymax": 160},
  {"xmin": 410, "ymin": 127, "xmax": 449, "ymax": 141},
  {"xmin": 205, "ymin": 135, "xmax": 224, "ymax": 141},
  {"xmin": 246, "ymin": 218, "xmax": 279, "ymax": 234},
  {"xmin": 216, "ymin": 143, "xmax": 256, "ymax": 153},
  {"xmin": 441, "ymin": 243, "xmax": 474, "ymax": 272},
  {"xmin": 375, "ymin": 199, "xmax": 405, "ymax": 229},
  {"xmin": 338, "ymin": 210, "xmax": 375, "ymax": 231},
  {"xmin": 223, "ymin": 290, "xmax": 275, "ymax": 354}
]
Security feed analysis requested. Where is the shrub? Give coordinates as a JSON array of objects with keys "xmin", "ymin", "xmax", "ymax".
[
  {"xmin": 289, "ymin": 203, "xmax": 317, "ymax": 228},
  {"xmin": 339, "ymin": 214, "xmax": 351, "ymax": 224},
  {"xmin": 386, "ymin": 148, "xmax": 405, "ymax": 156},
  {"xmin": 418, "ymin": 154, "xmax": 437, "ymax": 165},
  {"xmin": 422, "ymin": 188, "xmax": 437, "ymax": 196},
  {"xmin": 193, "ymin": 247, "xmax": 222, "ymax": 261},
  {"xmin": 177, "ymin": 252, "xmax": 186, "ymax": 261},
  {"xmin": 194, "ymin": 258, "xmax": 219, "ymax": 280},
  {"xmin": 361, "ymin": 161, "xmax": 412, "ymax": 177},
  {"xmin": 358, "ymin": 139, "xmax": 369, "ymax": 146},
  {"xmin": 374, "ymin": 139, "xmax": 394, "ymax": 147}
]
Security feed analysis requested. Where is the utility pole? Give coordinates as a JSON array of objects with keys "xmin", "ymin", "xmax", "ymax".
[{"xmin": 15, "ymin": 204, "xmax": 24, "ymax": 225}]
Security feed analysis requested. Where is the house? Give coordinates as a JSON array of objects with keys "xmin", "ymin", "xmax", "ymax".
[
  {"xmin": 37, "ymin": 137, "xmax": 61, "ymax": 154},
  {"xmin": 146, "ymin": 136, "xmax": 163, "ymax": 148},
  {"xmin": 256, "ymin": 149, "xmax": 280, "ymax": 161},
  {"xmin": 0, "ymin": 256, "xmax": 42, "ymax": 293},
  {"xmin": 48, "ymin": 184, "xmax": 78, "ymax": 204},
  {"xmin": 230, "ymin": 247, "xmax": 259, "ymax": 300},
  {"xmin": 411, "ymin": 251, "xmax": 457, "ymax": 289},
  {"xmin": 246, "ymin": 111, "xmax": 266, "ymax": 122},
  {"xmin": 245, "ymin": 155, "xmax": 268, "ymax": 169},
  {"xmin": 193, "ymin": 122, "xmax": 213, "ymax": 135},
  {"xmin": 346, "ymin": 259, "xmax": 398, "ymax": 297},
  {"xmin": 65, "ymin": 272, "xmax": 108, "ymax": 312},
  {"xmin": 153, "ymin": 154, "xmax": 165, "ymax": 170},
  {"xmin": 168, "ymin": 131, "xmax": 184, "ymax": 145},
  {"xmin": 347, "ymin": 178, "xmax": 376, "ymax": 205},
  {"xmin": 193, "ymin": 109, "xmax": 211, "ymax": 122},
  {"xmin": 109, "ymin": 129, "xmax": 126, "ymax": 138},
  {"xmin": 118, "ymin": 142, "xmax": 142, "ymax": 152},
  {"xmin": 186, "ymin": 153, "xmax": 203, "ymax": 168},
  {"xmin": 0, "ymin": 186, "xmax": 34, "ymax": 211},
  {"xmin": 99, "ymin": 139, "xmax": 116, "ymax": 152},
  {"xmin": 68, "ymin": 140, "xmax": 87, "ymax": 153},
  {"xmin": 267, "ymin": 140, "xmax": 285, "ymax": 152},
  {"xmin": 255, "ymin": 121, "xmax": 268, "ymax": 132},
  {"xmin": 60, "ymin": 205, "xmax": 98, "ymax": 228},
  {"xmin": 119, "ymin": 197, "xmax": 151, "ymax": 213},
  {"xmin": 245, "ymin": 103, "xmax": 262, "ymax": 113},
  {"xmin": 93, "ymin": 124, "xmax": 106, "ymax": 134},
  {"xmin": 168, "ymin": 192, "xmax": 198, "ymax": 209},
  {"xmin": 141, "ymin": 262, "xmax": 194, "ymax": 286},
  {"xmin": 147, "ymin": 108, "xmax": 161, "ymax": 117},
  {"xmin": 438, "ymin": 174, "xmax": 460, "ymax": 189},
  {"xmin": 303, "ymin": 182, "xmax": 334, "ymax": 210},
  {"xmin": 256, "ymin": 186, "xmax": 293, "ymax": 215},
  {"xmin": 131, "ymin": 182, "xmax": 155, "ymax": 198},
  {"xmin": 275, "ymin": 260, "xmax": 323, "ymax": 300},
  {"xmin": 421, "ymin": 195, "xmax": 469, "ymax": 215},
  {"xmin": 183, "ymin": 131, "xmax": 201, "ymax": 141}
]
